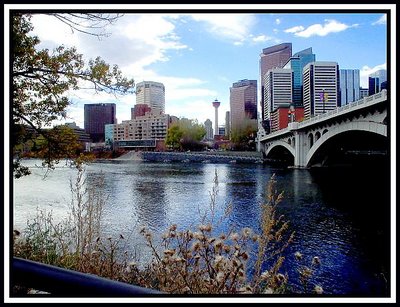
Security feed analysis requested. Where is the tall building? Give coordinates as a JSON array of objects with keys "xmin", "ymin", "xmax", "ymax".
[
  {"xmin": 283, "ymin": 47, "xmax": 316, "ymax": 107},
  {"xmin": 264, "ymin": 69, "xmax": 293, "ymax": 122},
  {"xmin": 368, "ymin": 69, "xmax": 387, "ymax": 96},
  {"xmin": 303, "ymin": 62, "xmax": 340, "ymax": 119},
  {"xmin": 339, "ymin": 69, "xmax": 360, "ymax": 106},
  {"xmin": 259, "ymin": 43, "xmax": 292, "ymax": 126},
  {"xmin": 225, "ymin": 111, "xmax": 230, "ymax": 138},
  {"xmin": 84, "ymin": 103, "xmax": 116, "ymax": 143},
  {"xmin": 135, "ymin": 81, "xmax": 165, "ymax": 113},
  {"xmin": 204, "ymin": 119, "xmax": 213, "ymax": 140},
  {"xmin": 229, "ymin": 79, "xmax": 257, "ymax": 133}
]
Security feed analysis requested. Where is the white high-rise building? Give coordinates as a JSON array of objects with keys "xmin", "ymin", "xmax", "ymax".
[
  {"xmin": 264, "ymin": 68, "xmax": 293, "ymax": 121},
  {"xmin": 204, "ymin": 119, "xmax": 213, "ymax": 140},
  {"xmin": 135, "ymin": 81, "xmax": 165, "ymax": 113},
  {"xmin": 303, "ymin": 62, "xmax": 339, "ymax": 119}
]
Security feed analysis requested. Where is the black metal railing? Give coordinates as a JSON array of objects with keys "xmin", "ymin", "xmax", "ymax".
[{"xmin": 11, "ymin": 257, "xmax": 163, "ymax": 297}]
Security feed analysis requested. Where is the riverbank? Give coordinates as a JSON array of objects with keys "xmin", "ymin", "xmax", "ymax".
[{"xmin": 115, "ymin": 150, "xmax": 264, "ymax": 164}]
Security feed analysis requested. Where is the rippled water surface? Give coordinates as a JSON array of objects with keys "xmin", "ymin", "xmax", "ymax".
[{"xmin": 12, "ymin": 159, "xmax": 391, "ymax": 296}]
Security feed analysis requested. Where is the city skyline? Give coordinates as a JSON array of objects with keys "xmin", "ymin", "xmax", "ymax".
[{"xmin": 15, "ymin": 5, "xmax": 389, "ymax": 128}]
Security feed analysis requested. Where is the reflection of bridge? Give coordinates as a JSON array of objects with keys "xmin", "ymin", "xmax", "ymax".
[{"xmin": 258, "ymin": 90, "xmax": 388, "ymax": 168}]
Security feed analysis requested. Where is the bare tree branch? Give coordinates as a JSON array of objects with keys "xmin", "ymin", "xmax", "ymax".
[{"xmin": 46, "ymin": 13, "xmax": 124, "ymax": 38}]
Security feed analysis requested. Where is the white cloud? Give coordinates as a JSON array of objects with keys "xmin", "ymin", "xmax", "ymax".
[
  {"xmin": 252, "ymin": 35, "xmax": 272, "ymax": 43},
  {"xmin": 360, "ymin": 63, "xmax": 387, "ymax": 88},
  {"xmin": 31, "ymin": 14, "xmax": 188, "ymax": 75},
  {"xmin": 372, "ymin": 14, "xmax": 386, "ymax": 25},
  {"xmin": 275, "ymin": 18, "xmax": 281, "ymax": 25},
  {"xmin": 30, "ymin": 14, "xmax": 80, "ymax": 47},
  {"xmin": 284, "ymin": 25, "xmax": 305, "ymax": 33},
  {"xmin": 286, "ymin": 20, "xmax": 357, "ymax": 38},
  {"xmin": 189, "ymin": 14, "xmax": 256, "ymax": 42}
]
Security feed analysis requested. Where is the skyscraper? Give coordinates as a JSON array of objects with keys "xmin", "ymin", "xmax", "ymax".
[
  {"xmin": 204, "ymin": 119, "xmax": 213, "ymax": 140},
  {"xmin": 283, "ymin": 47, "xmax": 316, "ymax": 107},
  {"xmin": 259, "ymin": 43, "xmax": 292, "ymax": 127},
  {"xmin": 84, "ymin": 103, "xmax": 117, "ymax": 143},
  {"xmin": 303, "ymin": 62, "xmax": 340, "ymax": 119},
  {"xmin": 225, "ymin": 111, "xmax": 231, "ymax": 138},
  {"xmin": 230, "ymin": 79, "xmax": 257, "ymax": 134},
  {"xmin": 339, "ymin": 69, "xmax": 360, "ymax": 106},
  {"xmin": 264, "ymin": 68, "xmax": 293, "ymax": 121},
  {"xmin": 368, "ymin": 69, "xmax": 387, "ymax": 96},
  {"xmin": 135, "ymin": 81, "xmax": 165, "ymax": 113}
]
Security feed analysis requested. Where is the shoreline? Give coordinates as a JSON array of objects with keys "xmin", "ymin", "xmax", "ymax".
[{"xmin": 114, "ymin": 150, "xmax": 265, "ymax": 164}]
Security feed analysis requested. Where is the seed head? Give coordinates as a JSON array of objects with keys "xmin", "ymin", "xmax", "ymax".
[
  {"xmin": 294, "ymin": 251, "xmax": 303, "ymax": 260},
  {"xmin": 314, "ymin": 285, "xmax": 324, "ymax": 294},
  {"xmin": 242, "ymin": 227, "xmax": 252, "ymax": 238},
  {"xmin": 312, "ymin": 256, "xmax": 321, "ymax": 265}
]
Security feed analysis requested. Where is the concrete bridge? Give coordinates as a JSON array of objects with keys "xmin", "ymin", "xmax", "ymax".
[{"xmin": 258, "ymin": 89, "xmax": 388, "ymax": 168}]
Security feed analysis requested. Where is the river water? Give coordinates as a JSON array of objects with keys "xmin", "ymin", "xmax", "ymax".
[{"xmin": 12, "ymin": 158, "xmax": 391, "ymax": 296}]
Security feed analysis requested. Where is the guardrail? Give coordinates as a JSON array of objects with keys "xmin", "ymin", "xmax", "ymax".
[
  {"xmin": 261, "ymin": 90, "xmax": 387, "ymax": 141},
  {"xmin": 11, "ymin": 257, "xmax": 163, "ymax": 297},
  {"xmin": 297, "ymin": 89, "xmax": 387, "ymax": 128}
]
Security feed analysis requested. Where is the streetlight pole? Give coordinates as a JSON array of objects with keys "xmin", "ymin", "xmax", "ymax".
[{"xmin": 321, "ymin": 89, "xmax": 327, "ymax": 114}]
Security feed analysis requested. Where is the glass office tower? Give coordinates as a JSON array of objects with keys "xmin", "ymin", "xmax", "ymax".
[{"xmin": 284, "ymin": 47, "xmax": 316, "ymax": 107}]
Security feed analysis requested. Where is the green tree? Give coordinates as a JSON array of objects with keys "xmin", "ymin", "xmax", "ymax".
[
  {"xmin": 165, "ymin": 124, "xmax": 184, "ymax": 150},
  {"xmin": 231, "ymin": 119, "xmax": 257, "ymax": 151},
  {"xmin": 11, "ymin": 13, "xmax": 134, "ymax": 177},
  {"xmin": 165, "ymin": 120, "xmax": 206, "ymax": 151}
]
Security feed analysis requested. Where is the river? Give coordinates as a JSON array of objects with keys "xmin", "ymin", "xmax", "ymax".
[{"xmin": 12, "ymin": 158, "xmax": 391, "ymax": 296}]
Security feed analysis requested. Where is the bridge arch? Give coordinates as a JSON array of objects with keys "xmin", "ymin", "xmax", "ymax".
[
  {"xmin": 265, "ymin": 140, "xmax": 295, "ymax": 159},
  {"xmin": 305, "ymin": 121, "xmax": 387, "ymax": 167}
]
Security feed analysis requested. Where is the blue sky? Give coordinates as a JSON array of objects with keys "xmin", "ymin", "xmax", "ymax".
[{"xmin": 22, "ymin": 6, "xmax": 389, "ymax": 128}]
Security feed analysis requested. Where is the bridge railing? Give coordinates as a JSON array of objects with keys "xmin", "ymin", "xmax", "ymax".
[
  {"xmin": 260, "ymin": 90, "xmax": 387, "ymax": 141},
  {"xmin": 297, "ymin": 89, "xmax": 387, "ymax": 128},
  {"xmin": 11, "ymin": 257, "xmax": 163, "ymax": 297}
]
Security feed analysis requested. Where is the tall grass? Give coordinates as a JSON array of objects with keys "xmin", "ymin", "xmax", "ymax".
[{"xmin": 13, "ymin": 168, "xmax": 129, "ymax": 281}]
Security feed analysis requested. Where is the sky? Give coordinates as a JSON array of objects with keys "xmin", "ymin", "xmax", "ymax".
[{"xmin": 18, "ymin": 5, "xmax": 390, "ymax": 128}]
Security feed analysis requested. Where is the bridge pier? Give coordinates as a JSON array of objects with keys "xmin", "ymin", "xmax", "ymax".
[{"xmin": 294, "ymin": 132, "xmax": 307, "ymax": 168}]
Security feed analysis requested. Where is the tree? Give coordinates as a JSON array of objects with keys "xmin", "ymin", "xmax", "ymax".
[
  {"xmin": 231, "ymin": 118, "xmax": 257, "ymax": 151},
  {"xmin": 165, "ymin": 124, "xmax": 184, "ymax": 150},
  {"xmin": 165, "ymin": 120, "xmax": 206, "ymax": 151},
  {"xmin": 11, "ymin": 13, "xmax": 134, "ymax": 177}
]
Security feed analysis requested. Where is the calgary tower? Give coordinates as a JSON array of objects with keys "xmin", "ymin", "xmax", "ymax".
[{"xmin": 212, "ymin": 99, "xmax": 220, "ymax": 137}]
